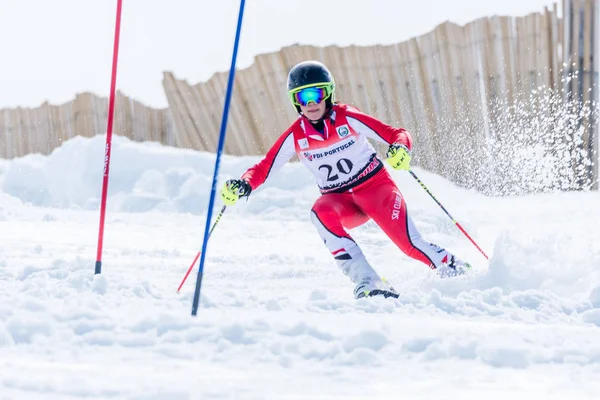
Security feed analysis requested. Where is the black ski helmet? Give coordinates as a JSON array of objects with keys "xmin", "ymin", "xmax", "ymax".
[{"xmin": 287, "ymin": 60, "xmax": 336, "ymax": 114}]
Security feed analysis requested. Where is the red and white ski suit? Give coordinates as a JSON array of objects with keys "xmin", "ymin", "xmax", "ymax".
[{"xmin": 241, "ymin": 104, "xmax": 453, "ymax": 282}]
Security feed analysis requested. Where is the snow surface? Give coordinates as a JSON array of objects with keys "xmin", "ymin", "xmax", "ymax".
[{"xmin": 1, "ymin": 135, "xmax": 600, "ymax": 399}]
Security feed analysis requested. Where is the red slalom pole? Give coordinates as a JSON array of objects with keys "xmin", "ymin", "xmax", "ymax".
[{"xmin": 95, "ymin": 0, "xmax": 123, "ymax": 275}]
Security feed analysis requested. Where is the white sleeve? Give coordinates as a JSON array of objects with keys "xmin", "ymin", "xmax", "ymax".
[
  {"xmin": 347, "ymin": 115, "xmax": 389, "ymax": 145},
  {"xmin": 268, "ymin": 132, "xmax": 297, "ymax": 176},
  {"xmin": 241, "ymin": 131, "xmax": 297, "ymax": 189}
]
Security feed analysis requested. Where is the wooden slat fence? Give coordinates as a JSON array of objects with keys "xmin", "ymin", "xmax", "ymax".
[{"xmin": 0, "ymin": 91, "xmax": 174, "ymax": 159}]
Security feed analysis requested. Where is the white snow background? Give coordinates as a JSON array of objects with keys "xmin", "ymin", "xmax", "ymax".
[{"xmin": 1, "ymin": 134, "xmax": 600, "ymax": 399}]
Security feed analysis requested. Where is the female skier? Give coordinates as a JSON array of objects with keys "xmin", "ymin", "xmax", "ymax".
[{"xmin": 221, "ymin": 60, "xmax": 471, "ymax": 299}]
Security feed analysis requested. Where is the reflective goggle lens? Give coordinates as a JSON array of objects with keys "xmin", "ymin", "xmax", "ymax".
[{"xmin": 291, "ymin": 86, "xmax": 331, "ymax": 106}]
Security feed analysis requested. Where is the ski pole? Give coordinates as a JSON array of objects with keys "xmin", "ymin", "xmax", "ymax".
[
  {"xmin": 408, "ymin": 170, "xmax": 489, "ymax": 260},
  {"xmin": 177, "ymin": 205, "xmax": 227, "ymax": 292}
]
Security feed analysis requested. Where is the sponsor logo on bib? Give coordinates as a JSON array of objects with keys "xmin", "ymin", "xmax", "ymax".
[
  {"xmin": 302, "ymin": 139, "xmax": 356, "ymax": 161},
  {"xmin": 336, "ymin": 124, "xmax": 350, "ymax": 138},
  {"xmin": 297, "ymin": 138, "xmax": 309, "ymax": 149}
]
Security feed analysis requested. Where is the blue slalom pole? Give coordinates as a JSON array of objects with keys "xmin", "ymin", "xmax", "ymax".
[{"xmin": 191, "ymin": 0, "xmax": 246, "ymax": 316}]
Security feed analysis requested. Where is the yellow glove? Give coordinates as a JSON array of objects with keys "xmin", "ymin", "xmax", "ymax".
[
  {"xmin": 385, "ymin": 144, "xmax": 411, "ymax": 171},
  {"xmin": 220, "ymin": 179, "xmax": 252, "ymax": 206}
]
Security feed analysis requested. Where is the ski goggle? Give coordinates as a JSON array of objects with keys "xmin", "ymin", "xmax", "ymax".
[{"xmin": 288, "ymin": 84, "xmax": 333, "ymax": 106}]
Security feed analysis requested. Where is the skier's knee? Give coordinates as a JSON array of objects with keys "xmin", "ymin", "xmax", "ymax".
[
  {"xmin": 310, "ymin": 206, "xmax": 335, "ymax": 230},
  {"xmin": 310, "ymin": 208, "xmax": 321, "ymax": 228}
]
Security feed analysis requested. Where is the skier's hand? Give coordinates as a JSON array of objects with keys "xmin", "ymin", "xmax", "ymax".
[
  {"xmin": 220, "ymin": 179, "xmax": 252, "ymax": 206},
  {"xmin": 385, "ymin": 144, "xmax": 411, "ymax": 171}
]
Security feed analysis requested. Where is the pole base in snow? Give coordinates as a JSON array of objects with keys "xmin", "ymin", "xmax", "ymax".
[{"xmin": 95, "ymin": 261, "xmax": 102, "ymax": 275}]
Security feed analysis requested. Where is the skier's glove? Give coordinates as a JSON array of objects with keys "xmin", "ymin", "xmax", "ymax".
[
  {"xmin": 221, "ymin": 179, "xmax": 252, "ymax": 206},
  {"xmin": 385, "ymin": 143, "xmax": 411, "ymax": 171}
]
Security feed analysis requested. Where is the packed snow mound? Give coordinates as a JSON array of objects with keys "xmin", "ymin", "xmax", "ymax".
[{"xmin": 0, "ymin": 135, "xmax": 317, "ymax": 214}]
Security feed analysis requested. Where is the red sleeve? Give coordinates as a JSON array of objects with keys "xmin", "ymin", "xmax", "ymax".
[
  {"xmin": 241, "ymin": 128, "xmax": 297, "ymax": 190},
  {"xmin": 343, "ymin": 105, "xmax": 413, "ymax": 150}
]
